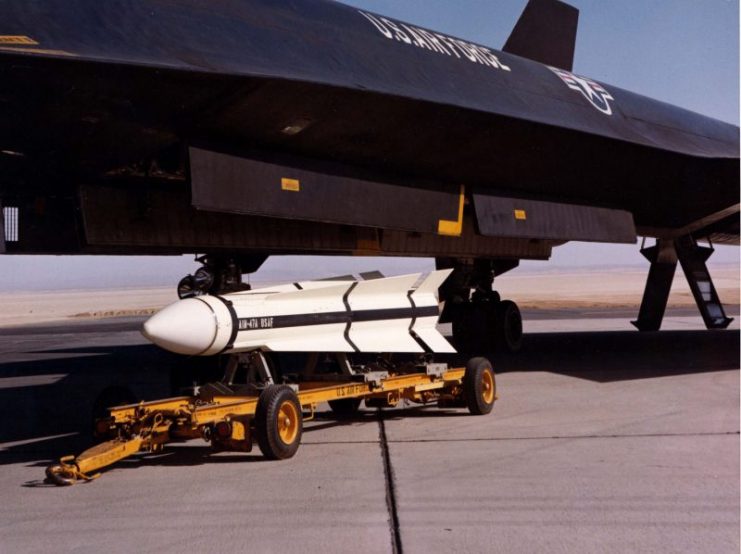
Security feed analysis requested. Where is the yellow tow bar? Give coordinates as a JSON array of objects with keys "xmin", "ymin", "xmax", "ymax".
[{"xmin": 46, "ymin": 438, "xmax": 145, "ymax": 486}]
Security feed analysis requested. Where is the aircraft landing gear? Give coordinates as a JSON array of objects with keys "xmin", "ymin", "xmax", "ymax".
[
  {"xmin": 177, "ymin": 254, "xmax": 267, "ymax": 298},
  {"xmin": 439, "ymin": 258, "xmax": 523, "ymax": 354},
  {"xmin": 450, "ymin": 296, "xmax": 523, "ymax": 354}
]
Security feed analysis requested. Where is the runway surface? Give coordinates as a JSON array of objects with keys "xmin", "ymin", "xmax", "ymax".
[{"xmin": 0, "ymin": 310, "xmax": 738, "ymax": 553}]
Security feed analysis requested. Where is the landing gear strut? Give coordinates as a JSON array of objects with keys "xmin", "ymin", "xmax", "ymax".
[
  {"xmin": 632, "ymin": 236, "xmax": 733, "ymax": 331},
  {"xmin": 438, "ymin": 258, "xmax": 523, "ymax": 354}
]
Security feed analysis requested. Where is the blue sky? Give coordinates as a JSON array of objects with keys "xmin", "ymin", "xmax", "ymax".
[
  {"xmin": 1, "ymin": 0, "xmax": 738, "ymax": 290},
  {"xmin": 343, "ymin": 0, "xmax": 739, "ymax": 124}
]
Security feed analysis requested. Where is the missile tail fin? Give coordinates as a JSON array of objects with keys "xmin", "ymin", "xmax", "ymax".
[
  {"xmin": 412, "ymin": 269, "xmax": 452, "ymax": 304},
  {"xmin": 351, "ymin": 273, "xmax": 420, "ymax": 296},
  {"xmin": 410, "ymin": 270, "xmax": 456, "ymax": 353},
  {"xmin": 413, "ymin": 324, "xmax": 456, "ymax": 354}
]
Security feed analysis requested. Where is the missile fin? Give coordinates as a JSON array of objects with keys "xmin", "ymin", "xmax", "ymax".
[
  {"xmin": 264, "ymin": 281, "xmax": 353, "ymax": 303},
  {"xmin": 248, "ymin": 279, "xmax": 354, "ymax": 294},
  {"xmin": 297, "ymin": 279, "xmax": 354, "ymax": 290},
  {"xmin": 360, "ymin": 271, "xmax": 385, "ymax": 280},
  {"xmin": 411, "ymin": 269, "xmax": 453, "ymax": 304},
  {"xmin": 411, "ymin": 316, "xmax": 456, "ymax": 353},
  {"xmin": 350, "ymin": 273, "xmax": 420, "ymax": 300}
]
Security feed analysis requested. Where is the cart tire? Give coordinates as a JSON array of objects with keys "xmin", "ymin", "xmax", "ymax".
[
  {"xmin": 255, "ymin": 385, "xmax": 303, "ymax": 460},
  {"xmin": 463, "ymin": 357, "xmax": 496, "ymax": 415},
  {"xmin": 328, "ymin": 398, "xmax": 362, "ymax": 418}
]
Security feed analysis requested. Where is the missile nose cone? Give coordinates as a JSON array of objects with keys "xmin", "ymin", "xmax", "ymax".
[{"xmin": 142, "ymin": 298, "xmax": 218, "ymax": 356}]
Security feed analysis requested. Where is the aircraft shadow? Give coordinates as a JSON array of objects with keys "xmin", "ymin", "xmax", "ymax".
[
  {"xmin": 482, "ymin": 329, "xmax": 740, "ymax": 383},
  {"xmin": 1, "ymin": 328, "xmax": 738, "ymax": 473}
]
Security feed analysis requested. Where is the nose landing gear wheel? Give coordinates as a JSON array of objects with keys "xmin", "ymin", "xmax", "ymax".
[
  {"xmin": 463, "ymin": 357, "xmax": 496, "ymax": 415},
  {"xmin": 255, "ymin": 385, "xmax": 303, "ymax": 460}
]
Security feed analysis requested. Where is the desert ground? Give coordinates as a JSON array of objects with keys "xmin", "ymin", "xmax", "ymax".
[
  {"xmin": 0, "ymin": 265, "xmax": 738, "ymax": 328},
  {"xmin": 0, "ymin": 264, "xmax": 738, "ymax": 553}
]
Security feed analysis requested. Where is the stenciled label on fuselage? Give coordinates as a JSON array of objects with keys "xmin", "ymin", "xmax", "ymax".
[{"xmin": 358, "ymin": 10, "xmax": 511, "ymax": 72}]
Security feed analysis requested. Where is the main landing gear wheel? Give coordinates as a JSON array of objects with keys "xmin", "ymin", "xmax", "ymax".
[
  {"xmin": 463, "ymin": 357, "xmax": 496, "ymax": 415},
  {"xmin": 453, "ymin": 300, "xmax": 523, "ymax": 354},
  {"xmin": 328, "ymin": 398, "xmax": 362, "ymax": 418},
  {"xmin": 452, "ymin": 304, "xmax": 488, "ymax": 353},
  {"xmin": 495, "ymin": 300, "xmax": 523, "ymax": 353},
  {"xmin": 255, "ymin": 385, "xmax": 303, "ymax": 460}
]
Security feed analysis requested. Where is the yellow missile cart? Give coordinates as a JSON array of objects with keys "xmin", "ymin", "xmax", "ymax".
[{"xmin": 46, "ymin": 354, "xmax": 496, "ymax": 485}]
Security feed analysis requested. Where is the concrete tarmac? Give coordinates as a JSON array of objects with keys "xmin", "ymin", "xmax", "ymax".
[{"xmin": 0, "ymin": 310, "xmax": 738, "ymax": 553}]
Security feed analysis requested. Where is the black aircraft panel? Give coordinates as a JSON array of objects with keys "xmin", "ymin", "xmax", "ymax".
[
  {"xmin": 0, "ymin": 0, "xmax": 737, "ymax": 257},
  {"xmin": 0, "ymin": 0, "xmax": 736, "ymax": 158},
  {"xmin": 472, "ymin": 193, "xmax": 636, "ymax": 244},
  {"xmin": 190, "ymin": 147, "xmax": 461, "ymax": 234}
]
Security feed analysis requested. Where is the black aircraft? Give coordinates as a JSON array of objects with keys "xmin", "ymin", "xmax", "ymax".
[{"xmin": 0, "ymin": 0, "xmax": 738, "ymax": 352}]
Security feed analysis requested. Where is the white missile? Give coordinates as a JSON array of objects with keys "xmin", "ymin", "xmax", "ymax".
[{"xmin": 142, "ymin": 270, "xmax": 455, "ymax": 356}]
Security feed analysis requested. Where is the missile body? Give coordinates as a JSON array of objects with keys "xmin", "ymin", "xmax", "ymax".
[{"xmin": 142, "ymin": 270, "xmax": 455, "ymax": 356}]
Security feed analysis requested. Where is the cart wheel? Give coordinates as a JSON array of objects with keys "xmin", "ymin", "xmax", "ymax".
[
  {"xmin": 328, "ymin": 398, "xmax": 362, "ymax": 418},
  {"xmin": 255, "ymin": 385, "xmax": 303, "ymax": 460},
  {"xmin": 463, "ymin": 357, "xmax": 496, "ymax": 415}
]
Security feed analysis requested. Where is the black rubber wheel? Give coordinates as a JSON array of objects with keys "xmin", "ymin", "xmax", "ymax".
[
  {"xmin": 452, "ymin": 303, "xmax": 489, "ymax": 353},
  {"xmin": 255, "ymin": 385, "xmax": 303, "ymax": 460},
  {"xmin": 495, "ymin": 300, "xmax": 523, "ymax": 353},
  {"xmin": 463, "ymin": 357, "xmax": 496, "ymax": 415},
  {"xmin": 176, "ymin": 275, "xmax": 198, "ymax": 299},
  {"xmin": 328, "ymin": 398, "xmax": 362, "ymax": 418}
]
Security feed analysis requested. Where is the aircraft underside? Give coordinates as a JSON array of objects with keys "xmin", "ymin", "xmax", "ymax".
[{"xmin": 0, "ymin": 0, "xmax": 738, "ymax": 351}]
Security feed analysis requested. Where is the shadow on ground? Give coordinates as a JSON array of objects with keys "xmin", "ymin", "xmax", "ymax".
[
  {"xmin": 485, "ymin": 329, "xmax": 739, "ymax": 382},
  {"xmin": 1, "ymin": 327, "xmax": 738, "ymax": 474}
]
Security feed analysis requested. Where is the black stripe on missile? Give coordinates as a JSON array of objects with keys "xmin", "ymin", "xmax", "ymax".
[
  {"xmin": 236, "ymin": 306, "xmax": 439, "ymax": 331},
  {"xmin": 293, "ymin": 283, "xmax": 303, "ymax": 290},
  {"xmin": 407, "ymin": 291, "xmax": 434, "ymax": 354},
  {"xmin": 342, "ymin": 282, "xmax": 360, "ymax": 353},
  {"xmin": 213, "ymin": 295, "xmax": 239, "ymax": 353}
]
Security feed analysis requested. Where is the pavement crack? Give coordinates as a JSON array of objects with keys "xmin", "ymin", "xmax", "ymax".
[
  {"xmin": 384, "ymin": 430, "xmax": 739, "ymax": 444},
  {"xmin": 377, "ymin": 410, "xmax": 403, "ymax": 554}
]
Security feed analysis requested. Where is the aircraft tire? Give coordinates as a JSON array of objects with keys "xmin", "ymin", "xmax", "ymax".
[
  {"xmin": 452, "ymin": 303, "xmax": 489, "ymax": 353},
  {"xmin": 495, "ymin": 300, "xmax": 523, "ymax": 353},
  {"xmin": 255, "ymin": 385, "xmax": 303, "ymax": 460},
  {"xmin": 463, "ymin": 357, "xmax": 496, "ymax": 415},
  {"xmin": 328, "ymin": 398, "xmax": 362, "ymax": 418}
]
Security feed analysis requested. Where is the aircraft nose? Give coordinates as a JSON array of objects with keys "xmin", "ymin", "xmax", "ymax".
[{"xmin": 142, "ymin": 298, "xmax": 217, "ymax": 355}]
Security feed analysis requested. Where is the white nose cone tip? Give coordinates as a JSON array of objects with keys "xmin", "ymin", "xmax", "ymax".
[{"xmin": 142, "ymin": 297, "xmax": 232, "ymax": 356}]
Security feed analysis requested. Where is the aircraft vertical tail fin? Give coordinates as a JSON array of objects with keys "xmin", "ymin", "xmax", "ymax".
[{"xmin": 502, "ymin": 0, "xmax": 579, "ymax": 71}]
